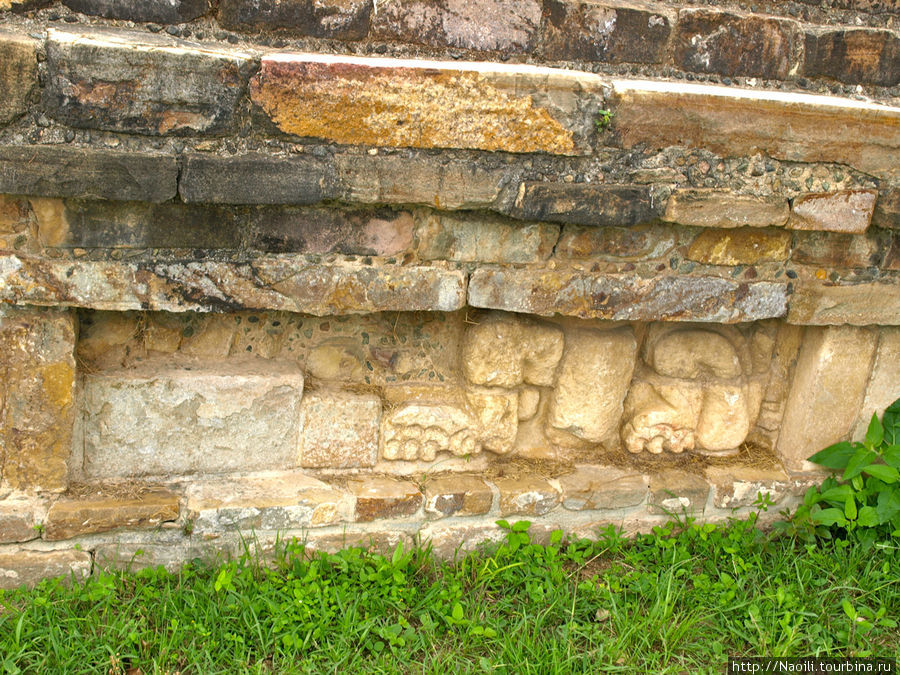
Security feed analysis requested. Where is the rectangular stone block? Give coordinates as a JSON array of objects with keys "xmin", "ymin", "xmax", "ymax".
[
  {"xmin": 372, "ymin": 0, "xmax": 541, "ymax": 53},
  {"xmin": 873, "ymin": 186, "xmax": 900, "ymax": 230},
  {"xmin": 349, "ymin": 477, "xmax": 422, "ymax": 522},
  {"xmin": 299, "ymin": 391, "xmax": 381, "ymax": 468},
  {"xmin": 776, "ymin": 325, "xmax": 877, "ymax": 472},
  {"xmin": 610, "ymin": 80, "xmax": 900, "ymax": 180},
  {"xmin": 787, "ymin": 275, "xmax": 900, "ymax": 325},
  {"xmin": 334, "ymin": 154, "xmax": 512, "ymax": 211},
  {"xmin": 673, "ymin": 8, "xmax": 801, "ymax": 80},
  {"xmin": 704, "ymin": 465, "xmax": 793, "ymax": 509},
  {"xmin": 220, "ymin": 0, "xmax": 370, "ymax": 39},
  {"xmin": 0, "ymin": 308, "xmax": 76, "ymax": 492},
  {"xmin": 44, "ymin": 488, "xmax": 180, "ymax": 541},
  {"xmin": 62, "ymin": 0, "xmax": 211, "ymax": 23},
  {"xmin": 495, "ymin": 475, "xmax": 560, "ymax": 516},
  {"xmin": 180, "ymin": 153, "xmax": 334, "ymax": 205},
  {"xmin": 505, "ymin": 183, "xmax": 657, "ymax": 227},
  {"xmin": 788, "ymin": 190, "xmax": 877, "ymax": 234},
  {"xmin": 251, "ymin": 53, "xmax": 606, "ymax": 155},
  {"xmin": 543, "ymin": 0, "xmax": 674, "ymax": 64},
  {"xmin": 0, "ymin": 254, "xmax": 468, "ymax": 315},
  {"xmin": 0, "ymin": 550, "xmax": 91, "ymax": 590},
  {"xmin": 468, "ymin": 266, "xmax": 789, "ymax": 322},
  {"xmin": 187, "ymin": 472, "xmax": 353, "ymax": 533},
  {"xmin": 559, "ymin": 465, "xmax": 647, "ymax": 510},
  {"xmin": 45, "ymin": 27, "xmax": 255, "ymax": 136},
  {"xmin": 649, "ymin": 469, "xmax": 709, "ymax": 515},
  {"xmin": 555, "ymin": 224, "xmax": 678, "ymax": 261},
  {"xmin": 851, "ymin": 327, "xmax": 900, "ymax": 442},
  {"xmin": 423, "ymin": 474, "xmax": 492, "ymax": 519},
  {"xmin": 791, "ymin": 230, "xmax": 886, "ymax": 268},
  {"xmin": 804, "ymin": 28, "xmax": 900, "ymax": 87},
  {"xmin": 0, "ymin": 498, "xmax": 43, "ymax": 543},
  {"xmin": 663, "ymin": 189, "xmax": 789, "ymax": 229},
  {"xmin": 687, "ymin": 228, "xmax": 793, "ymax": 266},
  {"xmin": 81, "ymin": 359, "xmax": 304, "ymax": 478},
  {"xmin": 416, "ymin": 212, "xmax": 558, "ymax": 264},
  {"xmin": 0, "ymin": 32, "xmax": 37, "ymax": 126},
  {"xmin": 0, "ymin": 145, "xmax": 177, "ymax": 203}
]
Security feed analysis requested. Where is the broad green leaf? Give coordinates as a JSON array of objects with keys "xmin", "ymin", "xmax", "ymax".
[
  {"xmin": 883, "ymin": 445, "xmax": 900, "ymax": 469},
  {"xmin": 865, "ymin": 413, "xmax": 884, "ymax": 448},
  {"xmin": 812, "ymin": 508, "xmax": 846, "ymax": 527},
  {"xmin": 809, "ymin": 441, "xmax": 855, "ymax": 469},
  {"xmin": 857, "ymin": 506, "xmax": 880, "ymax": 527},
  {"xmin": 862, "ymin": 464, "xmax": 899, "ymax": 483},
  {"xmin": 511, "ymin": 520, "xmax": 531, "ymax": 533},
  {"xmin": 883, "ymin": 397, "xmax": 900, "ymax": 445},
  {"xmin": 842, "ymin": 599, "xmax": 856, "ymax": 620},
  {"xmin": 845, "ymin": 495, "xmax": 857, "ymax": 521},
  {"xmin": 495, "ymin": 520, "xmax": 510, "ymax": 530},
  {"xmin": 820, "ymin": 485, "xmax": 853, "ymax": 504},
  {"xmin": 451, "ymin": 602, "xmax": 464, "ymax": 622},
  {"xmin": 844, "ymin": 448, "xmax": 878, "ymax": 480},
  {"xmin": 876, "ymin": 490, "xmax": 900, "ymax": 523}
]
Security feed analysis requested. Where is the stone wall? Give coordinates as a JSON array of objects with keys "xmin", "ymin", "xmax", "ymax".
[{"xmin": 0, "ymin": 0, "xmax": 898, "ymax": 585}]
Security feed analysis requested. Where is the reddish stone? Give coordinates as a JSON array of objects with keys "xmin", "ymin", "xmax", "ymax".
[
  {"xmin": 349, "ymin": 477, "xmax": 422, "ymax": 522},
  {"xmin": 804, "ymin": 28, "xmax": 900, "ymax": 87}
]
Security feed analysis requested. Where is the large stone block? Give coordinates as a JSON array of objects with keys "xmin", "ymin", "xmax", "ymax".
[
  {"xmin": 0, "ymin": 32, "xmax": 37, "ymax": 126},
  {"xmin": 704, "ymin": 465, "xmax": 794, "ymax": 509},
  {"xmin": 299, "ymin": 390, "xmax": 381, "ymax": 468},
  {"xmin": 648, "ymin": 469, "xmax": 710, "ymax": 515},
  {"xmin": 673, "ymin": 8, "xmax": 801, "ymax": 79},
  {"xmin": 180, "ymin": 153, "xmax": 334, "ymax": 205},
  {"xmin": 348, "ymin": 477, "xmax": 422, "ymax": 522},
  {"xmin": 372, "ymin": 0, "xmax": 541, "ymax": 53},
  {"xmin": 555, "ymin": 224, "xmax": 678, "ymax": 261},
  {"xmin": 62, "ymin": 0, "xmax": 211, "ymax": 23},
  {"xmin": 543, "ymin": 0, "xmax": 674, "ymax": 64},
  {"xmin": 873, "ymin": 186, "xmax": 900, "ymax": 230},
  {"xmin": 45, "ymin": 28, "xmax": 255, "ymax": 136},
  {"xmin": 559, "ymin": 465, "xmax": 648, "ymax": 510},
  {"xmin": 0, "ymin": 550, "xmax": 91, "ymax": 590},
  {"xmin": 81, "ymin": 359, "xmax": 305, "ymax": 478},
  {"xmin": 187, "ymin": 473, "xmax": 352, "ymax": 532},
  {"xmin": 787, "ymin": 275, "xmax": 900, "ymax": 326},
  {"xmin": 0, "ymin": 498, "xmax": 43, "ymax": 543},
  {"xmin": 852, "ymin": 327, "xmax": 900, "ymax": 442},
  {"xmin": 423, "ymin": 474, "xmax": 492, "ymax": 519},
  {"xmin": 687, "ymin": 228, "xmax": 792, "ymax": 266},
  {"xmin": 220, "ymin": 0, "xmax": 371, "ymax": 39},
  {"xmin": 495, "ymin": 475, "xmax": 560, "ymax": 516},
  {"xmin": 804, "ymin": 28, "xmax": 900, "ymax": 87},
  {"xmin": 777, "ymin": 326, "xmax": 877, "ymax": 472},
  {"xmin": 0, "ymin": 146, "xmax": 177, "ymax": 203},
  {"xmin": 44, "ymin": 488, "xmax": 180, "ymax": 541},
  {"xmin": 251, "ymin": 53, "xmax": 605, "ymax": 155},
  {"xmin": 663, "ymin": 190, "xmax": 789, "ymax": 229},
  {"xmin": 548, "ymin": 327, "xmax": 637, "ymax": 444},
  {"xmin": 0, "ymin": 308, "xmax": 76, "ymax": 492},
  {"xmin": 468, "ymin": 267, "xmax": 789, "ymax": 322},
  {"xmin": 416, "ymin": 212, "xmax": 558, "ymax": 264},
  {"xmin": 610, "ymin": 80, "xmax": 900, "ymax": 179},
  {"xmin": 504, "ymin": 183, "xmax": 657, "ymax": 227},
  {"xmin": 787, "ymin": 190, "xmax": 877, "ymax": 234},
  {"xmin": 790, "ymin": 230, "xmax": 886, "ymax": 268}
]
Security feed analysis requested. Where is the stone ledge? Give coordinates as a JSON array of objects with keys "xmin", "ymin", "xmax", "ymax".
[
  {"xmin": 43, "ymin": 488, "xmax": 180, "ymax": 540},
  {"xmin": 0, "ymin": 549, "xmax": 91, "ymax": 589}
]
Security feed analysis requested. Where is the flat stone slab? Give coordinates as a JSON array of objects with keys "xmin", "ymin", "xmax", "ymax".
[
  {"xmin": 251, "ymin": 53, "xmax": 605, "ymax": 155},
  {"xmin": 348, "ymin": 477, "xmax": 422, "ymax": 522},
  {"xmin": 44, "ymin": 488, "xmax": 180, "ymax": 540},
  {"xmin": 559, "ymin": 465, "xmax": 648, "ymax": 511},
  {"xmin": 0, "ymin": 550, "xmax": 91, "ymax": 590},
  {"xmin": 0, "ymin": 254, "xmax": 467, "ymax": 315},
  {"xmin": 788, "ymin": 273, "xmax": 900, "ymax": 326},
  {"xmin": 81, "ymin": 358, "xmax": 304, "ymax": 478}
]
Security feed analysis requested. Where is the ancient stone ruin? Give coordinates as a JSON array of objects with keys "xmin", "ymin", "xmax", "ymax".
[{"xmin": 0, "ymin": 0, "xmax": 898, "ymax": 585}]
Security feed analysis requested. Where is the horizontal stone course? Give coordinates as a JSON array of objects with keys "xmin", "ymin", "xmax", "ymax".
[
  {"xmin": 505, "ymin": 183, "xmax": 658, "ymax": 227},
  {"xmin": 0, "ymin": 550, "xmax": 91, "ymax": 590},
  {"xmin": 62, "ymin": 0, "xmax": 211, "ymax": 23},
  {"xmin": 219, "ymin": 0, "xmax": 371, "ymax": 39},
  {"xmin": 663, "ymin": 189, "xmax": 789, "ymax": 229},
  {"xmin": 44, "ymin": 489, "xmax": 180, "ymax": 540}
]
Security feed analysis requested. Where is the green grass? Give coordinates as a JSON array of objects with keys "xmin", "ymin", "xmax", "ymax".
[{"xmin": 0, "ymin": 508, "xmax": 898, "ymax": 674}]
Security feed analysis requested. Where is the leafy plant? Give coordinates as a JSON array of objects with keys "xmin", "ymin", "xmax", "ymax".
[
  {"xmin": 781, "ymin": 397, "xmax": 900, "ymax": 544},
  {"xmin": 594, "ymin": 109, "xmax": 613, "ymax": 132}
]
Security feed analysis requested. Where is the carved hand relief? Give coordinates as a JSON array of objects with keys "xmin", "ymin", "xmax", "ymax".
[{"xmin": 621, "ymin": 325, "xmax": 767, "ymax": 456}]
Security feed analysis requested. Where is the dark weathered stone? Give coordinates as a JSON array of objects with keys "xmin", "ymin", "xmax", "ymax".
[
  {"xmin": 543, "ymin": 0, "xmax": 673, "ymax": 64},
  {"xmin": 0, "ymin": 32, "xmax": 37, "ymax": 126},
  {"xmin": 0, "ymin": 146, "xmax": 177, "ymax": 202},
  {"xmin": 180, "ymin": 153, "xmax": 334, "ymax": 205},
  {"xmin": 44, "ymin": 28, "xmax": 255, "ymax": 136},
  {"xmin": 372, "ymin": 0, "xmax": 541, "ymax": 52},
  {"xmin": 885, "ymin": 234, "xmax": 900, "ymax": 271},
  {"xmin": 0, "ymin": 254, "xmax": 468, "ymax": 315},
  {"xmin": 504, "ymin": 183, "xmax": 657, "ymax": 227},
  {"xmin": 874, "ymin": 186, "xmax": 900, "ymax": 229},
  {"xmin": 62, "ymin": 0, "xmax": 211, "ymax": 23},
  {"xmin": 349, "ymin": 477, "xmax": 422, "ymax": 521},
  {"xmin": 220, "ymin": 0, "xmax": 371, "ymax": 39},
  {"xmin": 791, "ymin": 230, "xmax": 887, "ymax": 268},
  {"xmin": 44, "ymin": 489, "xmax": 180, "ymax": 541},
  {"xmin": 555, "ymin": 224, "xmax": 679, "ymax": 261},
  {"xmin": 416, "ymin": 212, "xmax": 558, "ymax": 263},
  {"xmin": 804, "ymin": 28, "xmax": 900, "ymax": 87},
  {"xmin": 468, "ymin": 266, "xmax": 789, "ymax": 322},
  {"xmin": 673, "ymin": 8, "xmax": 801, "ymax": 79}
]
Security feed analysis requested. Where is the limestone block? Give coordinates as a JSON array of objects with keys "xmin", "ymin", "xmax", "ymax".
[
  {"xmin": 649, "ymin": 470, "xmax": 710, "ymax": 514},
  {"xmin": 250, "ymin": 53, "xmax": 605, "ymax": 155},
  {"xmin": 548, "ymin": 327, "xmax": 637, "ymax": 444},
  {"xmin": 518, "ymin": 387, "xmax": 541, "ymax": 422},
  {"xmin": 686, "ymin": 228, "xmax": 792, "ymax": 266},
  {"xmin": 787, "ymin": 275, "xmax": 900, "ymax": 326},
  {"xmin": 852, "ymin": 327, "xmax": 900, "ymax": 442},
  {"xmin": 0, "ymin": 498, "xmax": 43, "ymax": 543},
  {"xmin": 791, "ymin": 230, "xmax": 887, "ymax": 269},
  {"xmin": 555, "ymin": 224, "xmax": 679, "ymax": 262},
  {"xmin": 495, "ymin": 475, "xmax": 560, "ymax": 516},
  {"xmin": 787, "ymin": 190, "xmax": 877, "ymax": 234},
  {"xmin": 663, "ymin": 189, "xmax": 790, "ymax": 229},
  {"xmin": 81, "ymin": 359, "xmax": 304, "ymax": 478},
  {"xmin": 416, "ymin": 212, "xmax": 558, "ymax": 264},
  {"xmin": 348, "ymin": 477, "xmax": 422, "ymax": 522},
  {"xmin": 44, "ymin": 488, "xmax": 180, "ymax": 541},
  {"xmin": 0, "ymin": 550, "xmax": 91, "ymax": 590},
  {"xmin": 0, "ymin": 32, "xmax": 38, "ymax": 126},
  {"xmin": 382, "ymin": 403, "xmax": 479, "ymax": 461},
  {"xmin": 559, "ymin": 465, "xmax": 648, "ymax": 511},
  {"xmin": 94, "ymin": 542, "xmax": 199, "ymax": 572},
  {"xmin": 646, "ymin": 329, "xmax": 745, "ymax": 379},
  {"xmin": 187, "ymin": 473, "xmax": 352, "ymax": 532},
  {"xmin": 466, "ymin": 388, "xmax": 518, "ymax": 454},
  {"xmin": 777, "ymin": 326, "xmax": 878, "ymax": 472},
  {"xmin": 299, "ymin": 391, "xmax": 380, "ymax": 468},
  {"xmin": 44, "ymin": 27, "xmax": 254, "ymax": 136},
  {"xmin": 423, "ymin": 474, "xmax": 493, "ymax": 519},
  {"xmin": 0, "ymin": 308, "xmax": 76, "ymax": 492},
  {"xmin": 704, "ymin": 465, "xmax": 794, "ymax": 509},
  {"xmin": 462, "ymin": 313, "xmax": 564, "ymax": 389}
]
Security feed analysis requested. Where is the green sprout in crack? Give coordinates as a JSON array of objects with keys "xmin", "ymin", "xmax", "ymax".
[{"xmin": 595, "ymin": 109, "xmax": 614, "ymax": 132}]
